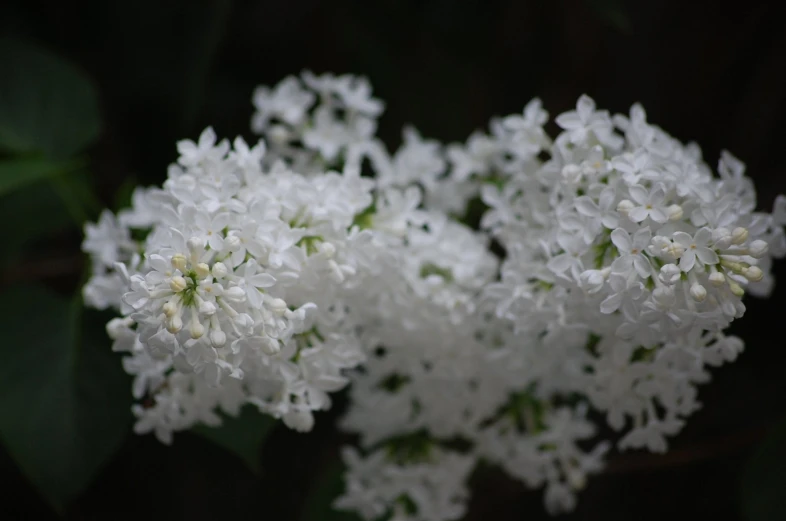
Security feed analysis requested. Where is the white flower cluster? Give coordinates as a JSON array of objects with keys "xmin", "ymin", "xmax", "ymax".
[
  {"xmin": 82, "ymin": 124, "xmax": 399, "ymax": 439},
  {"xmin": 83, "ymin": 72, "xmax": 786, "ymax": 519}
]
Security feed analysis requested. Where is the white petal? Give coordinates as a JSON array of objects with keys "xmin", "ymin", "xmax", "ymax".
[
  {"xmin": 575, "ymin": 196, "xmax": 600, "ymax": 217},
  {"xmin": 696, "ymin": 247, "xmax": 719, "ymax": 265},
  {"xmin": 628, "ymin": 185, "xmax": 649, "ymax": 205},
  {"xmin": 648, "ymin": 207, "xmax": 667, "ymax": 223},
  {"xmin": 610, "ymin": 228, "xmax": 632, "ymax": 252},
  {"xmin": 628, "ymin": 207, "xmax": 649, "ymax": 222},
  {"xmin": 680, "ymin": 251, "xmax": 696, "ymax": 272},
  {"xmin": 600, "ymin": 293, "xmax": 622, "ymax": 314},
  {"xmin": 548, "ymin": 254, "xmax": 574, "ymax": 273},
  {"xmin": 250, "ymin": 273, "xmax": 277, "ymax": 288}
]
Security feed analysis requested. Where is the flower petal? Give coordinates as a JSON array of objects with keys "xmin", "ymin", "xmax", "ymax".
[
  {"xmin": 628, "ymin": 185, "xmax": 649, "ymax": 205},
  {"xmin": 628, "ymin": 207, "xmax": 649, "ymax": 222},
  {"xmin": 611, "ymin": 228, "xmax": 632, "ymax": 252},
  {"xmin": 696, "ymin": 246, "xmax": 719, "ymax": 265},
  {"xmin": 680, "ymin": 251, "xmax": 696, "ymax": 272},
  {"xmin": 600, "ymin": 293, "xmax": 622, "ymax": 314},
  {"xmin": 575, "ymin": 196, "xmax": 599, "ymax": 217}
]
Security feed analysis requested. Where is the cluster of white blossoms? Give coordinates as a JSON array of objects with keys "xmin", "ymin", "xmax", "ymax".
[{"xmin": 83, "ymin": 72, "xmax": 786, "ymax": 519}]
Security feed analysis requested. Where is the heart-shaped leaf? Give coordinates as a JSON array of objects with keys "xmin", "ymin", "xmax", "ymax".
[
  {"xmin": 0, "ymin": 286, "xmax": 131, "ymax": 511},
  {"xmin": 0, "ymin": 156, "xmax": 84, "ymax": 197},
  {"xmin": 0, "ymin": 38, "xmax": 101, "ymax": 158}
]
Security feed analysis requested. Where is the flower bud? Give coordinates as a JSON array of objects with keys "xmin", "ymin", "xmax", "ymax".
[
  {"xmin": 690, "ymin": 283, "xmax": 707, "ymax": 302},
  {"xmin": 743, "ymin": 265, "xmax": 763, "ymax": 282},
  {"xmin": 187, "ymin": 236, "xmax": 205, "ymax": 253},
  {"xmin": 167, "ymin": 315, "xmax": 183, "ymax": 333},
  {"xmin": 749, "ymin": 240, "xmax": 769, "ymax": 258},
  {"xmin": 270, "ymin": 298, "xmax": 288, "ymax": 316},
  {"xmin": 170, "ymin": 276, "xmax": 188, "ymax": 292},
  {"xmin": 728, "ymin": 281, "xmax": 745, "ymax": 297},
  {"xmin": 667, "ymin": 204, "xmax": 683, "ymax": 221},
  {"xmin": 659, "ymin": 264, "xmax": 682, "ymax": 285},
  {"xmin": 708, "ymin": 271, "xmax": 726, "ymax": 286},
  {"xmin": 617, "ymin": 199, "xmax": 634, "ymax": 216},
  {"xmin": 210, "ymin": 329, "xmax": 226, "ymax": 347},
  {"xmin": 731, "ymin": 227, "xmax": 749, "ymax": 245},
  {"xmin": 199, "ymin": 300, "xmax": 217, "ymax": 315},
  {"xmin": 171, "ymin": 253, "xmax": 187, "ymax": 272},
  {"xmin": 212, "ymin": 262, "xmax": 228, "ymax": 278},
  {"xmin": 163, "ymin": 301, "xmax": 178, "ymax": 317},
  {"xmin": 195, "ymin": 262, "xmax": 211, "ymax": 279},
  {"xmin": 224, "ymin": 286, "xmax": 246, "ymax": 301},
  {"xmin": 190, "ymin": 321, "xmax": 205, "ymax": 339}
]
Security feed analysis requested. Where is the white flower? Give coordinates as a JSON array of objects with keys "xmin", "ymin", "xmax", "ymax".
[
  {"xmin": 251, "ymin": 76, "xmax": 315, "ymax": 129},
  {"xmin": 555, "ymin": 95, "xmax": 617, "ymax": 147},
  {"xmin": 610, "ymin": 227, "xmax": 652, "ymax": 278},
  {"xmin": 626, "ymin": 184, "xmax": 668, "ymax": 223},
  {"xmin": 672, "ymin": 228, "xmax": 719, "ymax": 272},
  {"xmin": 83, "ymin": 80, "xmax": 786, "ymax": 521}
]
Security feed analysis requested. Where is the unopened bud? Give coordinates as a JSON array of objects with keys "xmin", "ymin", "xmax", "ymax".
[
  {"xmin": 224, "ymin": 286, "xmax": 246, "ymax": 301},
  {"xmin": 163, "ymin": 301, "xmax": 178, "ymax": 318},
  {"xmin": 187, "ymin": 236, "xmax": 205, "ymax": 253},
  {"xmin": 667, "ymin": 204, "xmax": 684, "ymax": 221},
  {"xmin": 617, "ymin": 199, "xmax": 634, "ymax": 216},
  {"xmin": 195, "ymin": 262, "xmax": 211, "ymax": 279},
  {"xmin": 728, "ymin": 281, "xmax": 745, "ymax": 297},
  {"xmin": 212, "ymin": 262, "xmax": 228, "ymax": 278},
  {"xmin": 659, "ymin": 264, "xmax": 682, "ymax": 285},
  {"xmin": 270, "ymin": 298, "xmax": 288, "ymax": 316},
  {"xmin": 749, "ymin": 240, "xmax": 769, "ymax": 258},
  {"xmin": 199, "ymin": 300, "xmax": 217, "ymax": 315},
  {"xmin": 167, "ymin": 315, "xmax": 183, "ymax": 333},
  {"xmin": 731, "ymin": 227, "xmax": 749, "ymax": 245},
  {"xmin": 170, "ymin": 276, "xmax": 188, "ymax": 292},
  {"xmin": 709, "ymin": 272, "xmax": 726, "ymax": 286},
  {"xmin": 744, "ymin": 265, "xmax": 764, "ymax": 282},
  {"xmin": 210, "ymin": 329, "xmax": 226, "ymax": 347},
  {"xmin": 190, "ymin": 321, "xmax": 205, "ymax": 339},
  {"xmin": 171, "ymin": 253, "xmax": 187, "ymax": 272},
  {"xmin": 690, "ymin": 283, "xmax": 707, "ymax": 302}
]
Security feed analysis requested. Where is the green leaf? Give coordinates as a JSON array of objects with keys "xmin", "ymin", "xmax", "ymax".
[
  {"xmin": 0, "ymin": 181, "xmax": 74, "ymax": 268},
  {"xmin": 740, "ymin": 419, "xmax": 786, "ymax": 521},
  {"xmin": 0, "ymin": 156, "xmax": 84, "ymax": 197},
  {"xmin": 0, "ymin": 286, "xmax": 131, "ymax": 511},
  {"xmin": 300, "ymin": 459, "xmax": 363, "ymax": 521},
  {"xmin": 192, "ymin": 405, "xmax": 276, "ymax": 473},
  {"xmin": 0, "ymin": 38, "xmax": 101, "ymax": 158}
]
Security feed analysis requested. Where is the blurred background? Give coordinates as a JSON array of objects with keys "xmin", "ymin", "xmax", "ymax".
[{"xmin": 1, "ymin": 1, "xmax": 786, "ymax": 520}]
